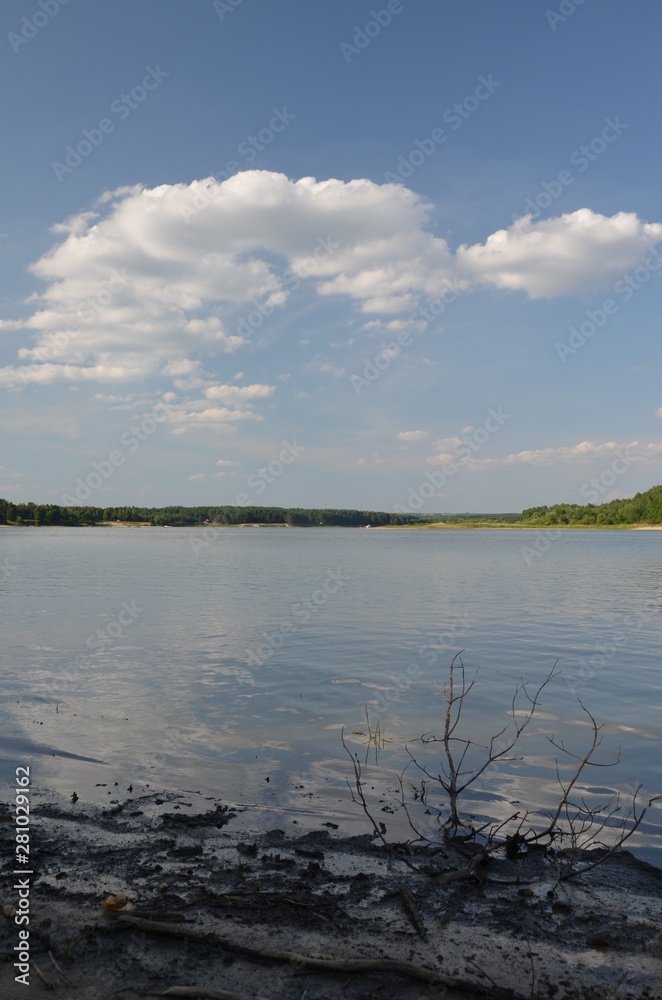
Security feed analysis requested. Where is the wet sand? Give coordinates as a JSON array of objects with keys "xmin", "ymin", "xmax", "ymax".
[{"xmin": 2, "ymin": 790, "xmax": 661, "ymax": 999}]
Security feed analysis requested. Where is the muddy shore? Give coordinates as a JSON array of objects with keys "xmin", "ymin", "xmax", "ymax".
[{"xmin": 2, "ymin": 790, "xmax": 662, "ymax": 1000}]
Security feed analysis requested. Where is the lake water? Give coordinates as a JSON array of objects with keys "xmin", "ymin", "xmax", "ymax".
[{"xmin": 1, "ymin": 525, "xmax": 661, "ymax": 863}]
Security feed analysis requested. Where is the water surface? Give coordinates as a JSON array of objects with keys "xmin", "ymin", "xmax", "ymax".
[{"xmin": 1, "ymin": 526, "xmax": 660, "ymax": 861}]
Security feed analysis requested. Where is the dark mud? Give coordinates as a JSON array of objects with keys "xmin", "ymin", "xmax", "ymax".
[{"xmin": 2, "ymin": 791, "xmax": 662, "ymax": 999}]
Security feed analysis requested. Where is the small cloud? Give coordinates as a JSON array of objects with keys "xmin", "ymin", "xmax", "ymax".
[
  {"xmin": 232, "ymin": 371, "xmax": 244, "ymax": 380},
  {"xmin": 187, "ymin": 472, "xmax": 205, "ymax": 481},
  {"xmin": 299, "ymin": 339, "xmax": 310, "ymax": 346},
  {"xmin": 278, "ymin": 372, "xmax": 291, "ymax": 382},
  {"xmin": 397, "ymin": 430, "xmax": 429, "ymax": 442},
  {"xmin": 216, "ymin": 459, "xmax": 239, "ymax": 467},
  {"xmin": 305, "ymin": 355, "xmax": 346, "ymax": 377}
]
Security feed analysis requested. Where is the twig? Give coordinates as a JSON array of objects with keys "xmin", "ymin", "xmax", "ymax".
[
  {"xmin": 48, "ymin": 949, "xmax": 74, "ymax": 986},
  {"xmin": 399, "ymin": 885, "xmax": 427, "ymax": 941},
  {"xmin": 156, "ymin": 989, "xmax": 269, "ymax": 1000},
  {"xmin": 120, "ymin": 914, "xmax": 531, "ymax": 998},
  {"xmin": 526, "ymin": 935, "xmax": 535, "ymax": 1000},
  {"xmin": 341, "ymin": 729, "xmax": 421, "ymax": 872},
  {"xmin": 32, "ymin": 961, "xmax": 53, "ymax": 988}
]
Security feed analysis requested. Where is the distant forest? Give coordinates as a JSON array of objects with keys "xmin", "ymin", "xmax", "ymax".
[
  {"xmin": 0, "ymin": 500, "xmax": 424, "ymax": 527},
  {"xmin": 521, "ymin": 485, "xmax": 662, "ymax": 525},
  {"xmin": 1, "ymin": 485, "xmax": 661, "ymax": 526}
]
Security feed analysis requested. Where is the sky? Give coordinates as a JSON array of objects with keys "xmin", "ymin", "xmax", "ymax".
[{"xmin": 2, "ymin": 0, "xmax": 662, "ymax": 514}]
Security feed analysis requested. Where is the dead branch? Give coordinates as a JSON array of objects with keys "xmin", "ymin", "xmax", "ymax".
[
  {"xmin": 165, "ymin": 989, "xmax": 277, "ymax": 1000},
  {"xmin": 156, "ymin": 990, "xmax": 269, "ymax": 1000},
  {"xmin": 341, "ymin": 728, "xmax": 421, "ymax": 871},
  {"xmin": 399, "ymin": 885, "xmax": 427, "ymax": 941},
  {"xmin": 409, "ymin": 658, "xmax": 559, "ymax": 834},
  {"xmin": 32, "ymin": 961, "xmax": 53, "ymax": 988},
  {"xmin": 123, "ymin": 914, "xmax": 531, "ymax": 999},
  {"xmin": 346, "ymin": 655, "xmax": 661, "ymax": 890},
  {"xmin": 48, "ymin": 949, "xmax": 74, "ymax": 986}
]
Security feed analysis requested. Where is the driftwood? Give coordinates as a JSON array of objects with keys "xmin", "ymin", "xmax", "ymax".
[
  {"xmin": 119, "ymin": 913, "xmax": 531, "ymax": 998},
  {"xmin": 157, "ymin": 989, "xmax": 270, "ymax": 1000},
  {"xmin": 399, "ymin": 885, "xmax": 427, "ymax": 941}
]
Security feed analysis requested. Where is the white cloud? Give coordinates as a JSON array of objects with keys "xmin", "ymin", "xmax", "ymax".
[
  {"xmin": 305, "ymin": 355, "xmax": 346, "ymax": 377},
  {"xmin": 187, "ymin": 473, "xmax": 205, "ymax": 481},
  {"xmin": 456, "ymin": 210, "xmax": 662, "ymax": 299},
  {"xmin": 426, "ymin": 439, "xmax": 662, "ymax": 470},
  {"xmin": 397, "ymin": 430, "xmax": 429, "ymax": 442},
  {"xmin": 204, "ymin": 383, "xmax": 274, "ymax": 403},
  {"xmin": 3, "ymin": 172, "xmax": 662, "ymax": 400}
]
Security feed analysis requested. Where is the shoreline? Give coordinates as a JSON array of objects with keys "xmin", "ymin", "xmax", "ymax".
[
  {"xmin": 2, "ymin": 521, "xmax": 662, "ymax": 530},
  {"xmin": 1, "ymin": 790, "xmax": 661, "ymax": 998}
]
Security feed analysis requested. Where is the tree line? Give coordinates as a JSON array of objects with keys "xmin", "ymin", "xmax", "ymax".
[
  {"xmin": 2, "ymin": 485, "xmax": 661, "ymax": 527},
  {"xmin": 521, "ymin": 485, "xmax": 662, "ymax": 525},
  {"xmin": 0, "ymin": 500, "xmax": 425, "ymax": 527}
]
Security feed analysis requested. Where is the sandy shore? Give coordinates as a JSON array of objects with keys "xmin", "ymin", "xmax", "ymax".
[{"xmin": 2, "ymin": 790, "xmax": 661, "ymax": 999}]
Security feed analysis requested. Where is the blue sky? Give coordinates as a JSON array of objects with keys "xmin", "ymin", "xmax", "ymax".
[{"xmin": 2, "ymin": 0, "xmax": 662, "ymax": 513}]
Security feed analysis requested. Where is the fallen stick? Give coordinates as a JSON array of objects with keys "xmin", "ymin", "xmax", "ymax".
[
  {"xmin": 399, "ymin": 885, "xmax": 428, "ymax": 942},
  {"xmin": 32, "ymin": 961, "xmax": 53, "ymax": 988},
  {"xmin": 48, "ymin": 949, "xmax": 74, "ymax": 986},
  {"xmin": 119, "ymin": 914, "xmax": 530, "ymax": 998},
  {"xmin": 157, "ymin": 989, "xmax": 269, "ymax": 1000}
]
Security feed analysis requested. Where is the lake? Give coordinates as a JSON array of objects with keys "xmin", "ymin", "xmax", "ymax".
[{"xmin": 1, "ymin": 525, "xmax": 661, "ymax": 863}]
